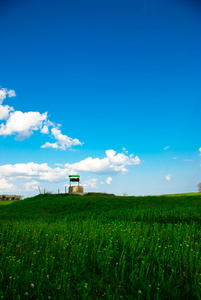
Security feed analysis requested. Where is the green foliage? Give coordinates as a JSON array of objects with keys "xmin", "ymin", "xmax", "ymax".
[
  {"xmin": 0, "ymin": 193, "xmax": 201, "ymax": 299},
  {"xmin": 0, "ymin": 201, "xmax": 14, "ymax": 205}
]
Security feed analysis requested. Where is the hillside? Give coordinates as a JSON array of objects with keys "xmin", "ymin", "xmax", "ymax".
[
  {"xmin": 1, "ymin": 193, "xmax": 201, "ymax": 299},
  {"xmin": 0, "ymin": 192, "xmax": 200, "ymax": 222}
]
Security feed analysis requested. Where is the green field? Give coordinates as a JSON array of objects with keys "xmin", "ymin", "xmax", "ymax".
[
  {"xmin": 0, "ymin": 201, "xmax": 15, "ymax": 205},
  {"xmin": 0, "ymin": 193, "xmax": 201, "ymax": 299}
]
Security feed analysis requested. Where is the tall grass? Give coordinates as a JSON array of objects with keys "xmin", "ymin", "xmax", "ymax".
[{"xmin": 0, "ymin": 193, "xmax": 201, "ymax": 299}]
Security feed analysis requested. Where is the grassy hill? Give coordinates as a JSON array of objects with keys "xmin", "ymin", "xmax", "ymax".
[
  {"xmin": 0, "ymin": 193, "xmax": 201, "ymax": 299},
  {"xmin": 1, "ymin": 192, "xmax": 200, "ymax": 221}
]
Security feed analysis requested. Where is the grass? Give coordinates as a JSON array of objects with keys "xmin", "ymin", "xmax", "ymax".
[
  {"xmin": 0, "ymin": 201, "xmax": 15, "ymax": 205},
  {"xmin": 0, "ymin": 192, "xmax": 201, "ymax": 299}
]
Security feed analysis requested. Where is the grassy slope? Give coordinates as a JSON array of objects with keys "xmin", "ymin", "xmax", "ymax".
[
  {"xmin": 0, "ymin": 193, "xmax": 201, "ymax": 300},
  {"xmin": 0, "ymin": 192, "xmax": 200, "ymax": 221},
  {"xmin": 0, "ymin": 201, "xmax": 14, "ymax": 205}
]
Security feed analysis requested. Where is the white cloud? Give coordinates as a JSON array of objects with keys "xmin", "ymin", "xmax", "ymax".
[
  {"xmin": 0, "ymin": 104, "xmax": 14, "ymax": 120},
  {"xmin": 7, "ymin": 90, "xmax": 16, "ymax": 98},
  {"xmin": 0, "ymin": 88, "xmax": 15, "ymax": 120},
  {"xmin": 65, "ymin": 149, "xmax": 141, "ymax": 174},
  {"xmin": 172, "ymin": 157, "xmax": 177, "ymax": 159},
  {"xmin": 41, "ymin": 142, "xmax": 59, "ymax": 149},
  {"xmin": 0, "ymin": 178, "xmax": 16, "ymax": 191},
  {"xmin": 40, "ymin": 125, "xmax": 49, "ymax": 134},
  {"xmin": 0, "ymin": 150, "xmax": 140, "ymax": 192},
  {"xmin": 0, "ymin": 162, "xmax": 50, "ymax": 177},
  {"xmin": 83, "ymin": 178, "xmax": 98, "ymax": 188},
  {"xmin": 0, "ymin": 162, "xmax": 69, "ymax": 182},
  {"xmin": 122, "ymin": 147, "xmax": 128, "ymax": 154},
  {"xmin": 38, "ymin": 167, "xmax": 69, "ymax": 182},
  {"xmin": 66, "ymin": 157, "xmax": 109, "ymax": 173},
  {"xmin": 0, "ymin": 89, "xmax": 7, "ymax": 104},
  {"xmin": 199, "ymin": 148, "xmax": 201, "ymax": 156},
  {"xmin": 0, "ymin": 111, "xmax": 48, "ymax": 140},
  {"xmin": 25, "ymin": 180, "xmax": 39, "ymax": 191},
  {"xmin": 41, "ymin": 127, "xmax": 83, "ymax": 150},
  {"xmin": 165, "ymin": 174, "xmax": 173, "ymax": 181},
  {"xmin": 0, "ymin": 87, "xmax": 83, "ymax": 149},
  {"xmin": 106, "ymin": 177, "xmax": 112, "ymax": 184},
  {"xmin": 0, "ymin": 88, "xmax": 16, "ymax": 104},
  {"xmin": 163, "ymin": 146, "xmax": 170, "ymax": 150}
]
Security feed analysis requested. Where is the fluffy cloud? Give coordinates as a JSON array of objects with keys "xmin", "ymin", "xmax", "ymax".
[
  {"xmin": 165, "ymin": 174, "xmax": 173, "ymax": 181},
  {"xmin": 0, "ymin": 162, "xmax": 50, "ymax": 177},
  {"xmin": 122, "ymin": 147, "xmax": 128, "ymax": 154},
  {"xmin": 199, "ymin": 148, "xmax": 201, "ymax": 156},
  {"xmin": 65, "ymin": 149, "xmax": 141, "ymax": 174},
  {"xmin": 41, "ymin": 142, "xmax": 59, "ymax": 149},
  {"xmin": 40, "ymin": 125, "xmax": 49, "ymax": 134},
  {"xmin": 0, "ymin": 88, "xmax": 16, "ymax": 104},
  {"xmin": 41, "ymin": 127, "xmax": 83, "ymax": 150},
  {"xmin": 0, "ymin": 88, "xmax": 15, "ymax": 121},
  {"xmin": 0, "ymin": 104, "xmax": 14, "ymax": 120},
  {"xmin": 0, "ymin": 149, "xmax": 140, "ymax": 186},
  {"xmin": 106, "ymin": 177, "xmax": 112, "ymax": 184},
  {"xmin": 83, "ymin": 178, "xmax": 98, "ymax": 188},
  {"xmin": 0, "ymin": 162, "xmax": 69, "ymax": 182},
  {"xmin": 0, "ymin": 87, "xmax": 83, "ymax": 149},
  {"xmin": 0, "ymin": 178, "xmax": 16, "ymax": 191},
  {"xmin": 0, "ymin": 111, "xmax": 48, "ymax": 140},
  {"xmin": 25, "ymin": 180, "xmax": 39, "ymax": 191},
  {"xmin": 100, "ymin": 177, "xmax": 113, "ymax": 184}
]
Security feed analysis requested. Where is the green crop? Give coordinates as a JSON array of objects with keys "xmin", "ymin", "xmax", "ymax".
[{"xmin": 0, "ymin": 193, "xmax": 201, "ymax": 299}]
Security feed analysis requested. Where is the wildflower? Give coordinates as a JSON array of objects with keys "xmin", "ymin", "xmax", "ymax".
[
  {"xmin": 84, "ymin": 283, "xmax": 88, "ymax": 289},
  {"xmin": 56, "ymin": 285, "xmax": 61, "ymax": 290},
  {"xmin": 138, "ymin": 290, "xmax": 142, "ymax": 294},
  {"xmin": 24, "ymin": 292, "xmax": 29, "ymax": 296},
  {"xmin": 30, "ymin": 283, "xmax": 34, "ymax": 288}
]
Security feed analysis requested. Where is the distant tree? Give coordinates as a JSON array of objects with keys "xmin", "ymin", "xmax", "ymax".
[{"xmin": 197, "ymin": 183, "xmax": 201, "ymax": 193}]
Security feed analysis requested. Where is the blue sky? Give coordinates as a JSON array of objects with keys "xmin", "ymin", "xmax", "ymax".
[{"xmin": 0, "ymin": 0, "xmax": 200, "ymax": 197}]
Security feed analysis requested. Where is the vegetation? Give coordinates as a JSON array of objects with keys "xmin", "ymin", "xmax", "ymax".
[
  {"xmin": 0, "ymin": 193, "xmax": 201, "ymax": 299},
  {"xmin": 0, "ymin": 201, "xmax": 15, "ymax": 205},
  {"xmin": 197, "ymin": 183, "xmax": 201, "ymax": 193}
]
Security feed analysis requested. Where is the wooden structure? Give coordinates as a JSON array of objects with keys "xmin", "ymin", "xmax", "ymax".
[
  {"xmin": 69, "ymin": 175, "xmax": 80, "ymax": 186},
  {"xmin": 0, "ymin": 195, "xmax": 21, "ymax": 201},
  {"xmin": 68, "ymin": 175, "xmax": 84, "ymax": 194}
]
